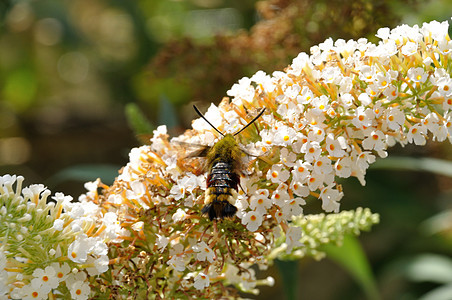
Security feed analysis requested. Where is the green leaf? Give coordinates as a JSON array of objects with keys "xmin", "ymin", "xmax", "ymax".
[
  {"xmin": 275, "ymin": 259, "xmax": 299, "ymax": 300},
  {"xmin": 47, "ymin": 164, "xmax": 120, "ymax": 187},
  {"xmin": 371, "ymin": 156, "xmax": 452, "ymax": 177},
  {"xmin": 404, "ymin": 254, "xmax": 452, "ymax": 284},
  {"xmin": 158, "ymin": 95, "xmax": 179, "ymax": 129},
  {"xmin": 419, "ymin": 284, "xmax": 452, "ymax": 300},
  {"xmin": 420, "ymin": 210, "xmax": 452, "ymax": 235},
  {"xmin": 125, "ymin": 102, "xmax": 154, "ymax": 136},
  {"xmin": 3, "ymin": 68, "xmax": 37, "ymax": 111},
  {"xmin": 322, "ymin": 235, "xmax": 380, "ymax": 300}
]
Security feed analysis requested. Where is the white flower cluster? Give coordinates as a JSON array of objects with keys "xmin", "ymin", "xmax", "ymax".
[
  {"xmin": 0, "ymin": 175, "xmax": 122, "ymax": 299},
  {"xmin": 187, "ymin": 20, "xmax": 452, "ymax": 224},
  {"xmin": 98, "ymin": 127, "xmax": 276, "ymax": 295},
  {"xmin": 270, "ymin": 207, "xmax": 380, "ymax": 261},
  {"xmin": 82, "ymin": 20, "xmax": 452, "ymax": 297}
]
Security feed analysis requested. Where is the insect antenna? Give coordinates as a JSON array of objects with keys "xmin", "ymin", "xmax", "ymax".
[
  {"xmin": 193, "ymin": 105, "xmax": 224, "ymax": 136},
  {"xmin": 233, "ymin": 108, "xmax": 266, "ymax": 136}
]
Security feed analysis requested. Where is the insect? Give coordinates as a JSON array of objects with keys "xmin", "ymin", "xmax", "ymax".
[{"xmin": 193, "ymin": 105, "xmax": 265, "ymax": 220}]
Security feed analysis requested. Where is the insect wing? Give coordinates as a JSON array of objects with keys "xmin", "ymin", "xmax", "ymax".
[{"xmin": 175, "ymin": 141, "xmax": 211, "ymax": 176}]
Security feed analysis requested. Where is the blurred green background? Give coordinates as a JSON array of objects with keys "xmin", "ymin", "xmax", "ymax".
[{"xmin": 1, "ymin": 0, "xmax": 452, "ymax": 299}]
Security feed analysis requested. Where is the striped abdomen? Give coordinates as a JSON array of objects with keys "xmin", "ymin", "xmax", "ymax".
[{"xmin": 202, "ymin": 161, "xmax": 239, "ymax": 220}]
